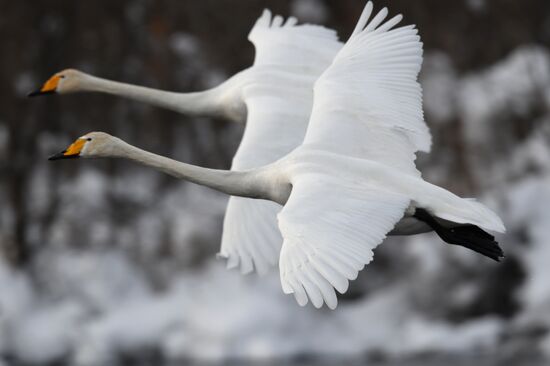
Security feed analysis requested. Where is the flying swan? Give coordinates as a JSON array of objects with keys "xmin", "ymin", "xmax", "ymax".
[
  {"xmin": 28, "ymin": 11, "xmax": 340, "ymax": 122},
  {"xmin": 30, "ymin": 11, "xmax": 343, "ymax": 275},
  {"xmin": 49, "ymin": 2, "xmax": 505, "ymax": 309}
]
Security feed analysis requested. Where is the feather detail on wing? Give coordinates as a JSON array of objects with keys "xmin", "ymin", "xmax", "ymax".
[
  {"xmin": 218, "ymin": 82, "xmax": 313, "ymax": 274},
  {"xmin": 219, "ymin": 197, "xmax": 282, "ymax": 275},
  {"xmin": 303, "ymin": 2, "xmax": 430, "ymax": 177},
  {"xmin": 278, "ymin": 174, "xmax": 410, "ymax": 309},
  {"xmin": 249, "ymin": 9, "xmax": 342, "ymax": 74}
]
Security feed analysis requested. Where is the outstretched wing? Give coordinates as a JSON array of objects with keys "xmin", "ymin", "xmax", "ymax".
[
  {"xmin": 278, "ymin": 174, "xmax": 410, "ymax": 309},
  {"xmin": 218, "ymin": 11, "xmax": 342, "ymax": 274},
  {"xmin": 277, "ymin": 2, "xmax": 429, "ymax": 307},
  {"xmin": 248, "ymin": 9, "xmax": 342, "ymax": 74},
  {"xmin": 219, "ymin": 83, "xmax": 312, "ymax": 275},
  {"xmin": 303, "ymin": 1, "xmax": 430, "ymax": 176}
]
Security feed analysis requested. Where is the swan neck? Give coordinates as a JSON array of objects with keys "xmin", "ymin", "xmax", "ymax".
[
  {"xmin": 82, "ymin": 75, "xmax": 221, "ymax": 117},
  {"xmin": 116, "ymin": 142, "xmax": 273, "ymax": 201}
]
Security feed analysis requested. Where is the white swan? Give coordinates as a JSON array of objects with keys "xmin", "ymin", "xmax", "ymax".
[
  {"xmin": 32, "ymin": 10, "xmax": 342, "ymax": 275},
  {"xmin": 28, "ymin": 11, "xmax": 341, "ymax": 123},
  {"xmin": 49, "ymin": 2, "xmax": 505, "ymax": 309}
]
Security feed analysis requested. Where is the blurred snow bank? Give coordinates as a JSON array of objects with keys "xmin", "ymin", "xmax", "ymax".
[
  {"xmin": 458, "ymin": 46, "xmax": 550, "ymax": 145},
  {"xmin": 0, "ymin": 256, "xmax": 508, "ymax": 365},
  {"xmin": 421, "ymin": 45, "xmax": 550, "ymax": 190},
  {"xmin": 423, "ymin": 45, "xmax": 550, "ymax": 142},
  {"xmin": 506, "ymin": 177, "xmax": 550, "ymax": 309}
]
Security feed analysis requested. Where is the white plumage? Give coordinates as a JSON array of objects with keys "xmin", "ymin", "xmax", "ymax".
[
  {"xmin": 269, "ymin": 2, "xmax": 504, "ymax": 308},
  {"xmin": 51, "ymin": 1, "xmax": 506, "ymax": 309},
  {"xmin": 278, "ymin": 175, "xmax": 410, "ymax": 309},
  {"xmin": 219, "ymin": 81, "xmax": 312, "ymax": 275},
  {"xmin": 249, "ymin": 9, "xmax": 341, "ymax": 72},
  {"xmin": 220, "ymin": 10, "xmax": 342, "ymax": 274}
]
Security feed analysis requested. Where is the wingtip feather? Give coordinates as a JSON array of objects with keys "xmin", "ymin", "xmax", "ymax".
[
  {"xmin": 351, "ymin": 1, "xmax": 374, "ymax": 38},
  {"xmin": 285, "ymin": 16, "xmax": 298, "ymax": 27},
  {"xmin": 272, "ymin": 14, "xmax": 284, "ymax": 27},
  {"xmin": 364, "ymin": 7, "xmax": 389, "ymax": 33},
  {"xmin": 326, "ymin": 297, "xmax": 338, "ymax": 310}
]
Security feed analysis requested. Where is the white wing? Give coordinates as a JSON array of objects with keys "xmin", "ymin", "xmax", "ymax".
[
  {"xmin": 303, "ymin": 2, "xmax": 430, "ymax": 176},
  {"xmin": 277, "ymin": 2, "xmax": 429, "ymax": 307},
  {"xmin": 278, "ymin": 174, "xmax": 410, "ymax": 309},
  {"xmin": 218, "ymin": 11, "xmax": 342, "ymax": 274},
  {"xmin": 219, "ymin": 81, "xmax": 317, "ymax": 275},
  {"xmin": 249, "ymin": 9, "xmax": 342, "ymax": 73}
]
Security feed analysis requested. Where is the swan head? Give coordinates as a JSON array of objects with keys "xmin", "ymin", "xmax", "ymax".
[
  {"xmin": 49, "ymin": 132, "xmax": 124, "ymax": 160},
  {"xmin": 28, "ymin": 69, "xmax": 89, "ymax": 97}
]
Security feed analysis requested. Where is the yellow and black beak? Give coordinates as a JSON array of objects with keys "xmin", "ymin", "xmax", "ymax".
[
  {"xmin": 28, "ymin": 75, "xmax": 61, "ymax": 97},
  {"xmin": 49, "ymin": 139, "xmax": 85, "ymax": 161}
]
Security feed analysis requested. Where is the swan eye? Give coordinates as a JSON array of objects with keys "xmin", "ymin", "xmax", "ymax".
[
  {"xmin": 60, "ymin": 75, "xmax": 66, "ymax": 79},
  {"xmin": 86, "ymin": 138, "xmax": 92, "ymax": 141}
]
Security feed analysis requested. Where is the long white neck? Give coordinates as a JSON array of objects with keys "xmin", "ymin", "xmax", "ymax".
[
  {"xmin": 112, "ymin": 141, "xmax": 289, "ymax": 204},
  {"xmin": 79, "ymin": 74, "xmax": 224, "ymax": 118}
]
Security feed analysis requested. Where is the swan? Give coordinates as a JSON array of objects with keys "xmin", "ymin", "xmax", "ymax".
[
  {"xmin": 28, "ymin": 11, "xmax": 341, "ymax": 123},
  {"xmin": 31, "ymin": 10, "xmax": 342, "ymax": 275},
  {"xmin": 49, "ymin": 2, "xmax": 505, "ymax": 309}
]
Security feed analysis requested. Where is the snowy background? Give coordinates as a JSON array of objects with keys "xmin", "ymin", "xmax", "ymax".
[{"xmin": 1, "ymin": 0, "xmax": 550, "ymax": 365}]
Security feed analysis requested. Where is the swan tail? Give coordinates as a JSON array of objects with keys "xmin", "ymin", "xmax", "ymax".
[
  {"xmin": 413, "ymin": 208, "xmax": 504, "ymax": 262},
  {"xmin": 427, "ymin": 196, "xmax": 506, "ymax": 233}
]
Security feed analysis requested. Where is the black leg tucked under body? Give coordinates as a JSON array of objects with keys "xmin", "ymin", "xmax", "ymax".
[{"xmin": 413, "ymin": 208, "xmax": 504, "ymax": 262}]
